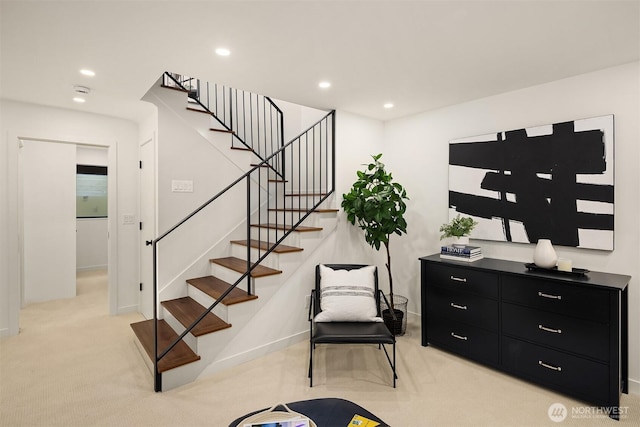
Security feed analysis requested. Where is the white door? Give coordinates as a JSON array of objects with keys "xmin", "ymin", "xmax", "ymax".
[
  {"xmin": 21, "ymin": 139, "xmax": 77, "ymax": 303},
  {"xmin": 139, "ymin": 138, "xmax": 156, "ymax": 319}
]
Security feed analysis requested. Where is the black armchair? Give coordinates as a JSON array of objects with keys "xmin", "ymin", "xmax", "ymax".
[{"xmin": 308, "ymin": 264, "xmax": 397, "ymax": 387}]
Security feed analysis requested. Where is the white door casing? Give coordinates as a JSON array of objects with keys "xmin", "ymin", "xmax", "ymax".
[{"xmin": 139, "ymin": 136, "xmax": 156, "ymax": 319}]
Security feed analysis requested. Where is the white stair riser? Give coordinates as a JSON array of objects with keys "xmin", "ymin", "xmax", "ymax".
[
  {"xmin": 283, "ymin": 197, "xmax": 329, "ymax": 209},
  {"xmin": 163, "ymin": 311, "xmax": 198, "ymax": 352},
  {"xmin": 188, "ymin": 285, "xmax": 229, "ymax": 321},
  {"xmin": 229, "ymin": 244, "xmax": 280, "ymax": 269},
  {"xmin": 251, "ymin": 227, "xmax": 323, "ymax": 244},
  {"xmin": 208, "ymin": 263, "xmax": 252, "ymax": 285},
  {"xmin": 267, "ymin": 210, "xmax": 318, "ymax": 226},
  {"xmin": 161, "ymin": 359, "xmax": 203, "ymax": 391}
]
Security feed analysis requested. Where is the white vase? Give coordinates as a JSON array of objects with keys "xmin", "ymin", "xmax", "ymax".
[
  {"xmin": 452, "ymin": 236, "xmax": 469, "ymax": 248},
  {"xmin": 533, "ymin": 239, "xmax": 557, "ymax": 268}
]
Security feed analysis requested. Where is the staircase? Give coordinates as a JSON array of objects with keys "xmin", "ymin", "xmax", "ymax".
[{"xmin": 131, "ymin": 72, "xmax": 337, "ymax": 391}]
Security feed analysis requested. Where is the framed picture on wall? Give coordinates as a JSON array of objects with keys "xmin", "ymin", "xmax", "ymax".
[{"xmin": 447, "ymin": 114, "xmax": 614, "ymax": 250}]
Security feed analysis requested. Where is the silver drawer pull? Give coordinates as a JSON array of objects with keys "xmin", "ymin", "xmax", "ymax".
[
  {"xmin": 539, "ymin": 324, "xmax": 562, "ymax": 334},
  {"xmin": 538, "ymin": 291, "xmax": 562, "ymax": 300},
  {"xmin": 451, "ymin": 332, "xmax": 468, "ymax": 341},
  {"xmin": 450, "ymin": 275, "xmax": 467, "ymax": 283},
  {"xmin": 539, "ymin": 360, "xmax": 562, "ymax": 372},
  {"xmin": 450, "ymin": 303, "xmax": 468, "ymax": 310}
]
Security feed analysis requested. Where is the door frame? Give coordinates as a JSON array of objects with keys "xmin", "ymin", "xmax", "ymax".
[
  {"xmin": 139, "ymin": 134, "xmax": 156, "ymax": 319},
  {"xmin": 8, "ymin": 130, "xmax": 118, "ymax": 334}
]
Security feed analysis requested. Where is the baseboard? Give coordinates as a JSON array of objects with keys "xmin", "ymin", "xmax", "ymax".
[
  {"xmin": 76, "ymin": 265, "xmax": 108, "ymax": 272},
  {"xmin": 0, "ymin": 327, "xmax": 10, "ymax": 338},
  {"xmin": 117, "ymin": 304, "xmax": 139, "ymax": 315}
]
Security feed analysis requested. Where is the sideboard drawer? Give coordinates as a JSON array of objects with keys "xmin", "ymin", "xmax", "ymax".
[
  {"xmin": 426, "ymin": 263, "xmax": 498, "ymax": 299},
  {"xmin": 503, "ymin": 337, "xmax": 609, "ymax": 405},
  {"xmin": 427, "ymin": 285, "xmax": 498, "ymax": 331},
  {"xmin": 427, "ymin": 317, "xmax": 499, "ymax": 365},
  {"xmin": 502, "ymin": 275, "xmax": 610, "ymax": 322},
  {"xmin": 502, "ymin": 303, "xmax": 609, "ymax": 361}
]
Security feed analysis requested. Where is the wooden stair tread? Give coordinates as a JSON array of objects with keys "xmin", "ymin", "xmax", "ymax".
[
  {"xmin": 268, "ymin": 207, "xmax": 338, "ymax": 213},
  {"xmin": 285, "ymin": 192, "xmax": 327, "ymax": 197},
  {"xmin": 186, "ymin": 276, "xmax": 258, "ymax": 305},
  {"xmin": 230, "ymin": 239, "xmax": 303, "ymax": 253},
  {"xmin": 210, "ymin": 256, "xmax": 282, "ymax": 277},
  {"xmin": 186, "ymin": 107, "xmax": 212, "ymax": 115},
  {"xmin": 161, "ymin": 297, "xmax": 231, "ymax": 336},
  {"xmin": 210, "ymin": 127, "xmax": 234, "ymax": 134},
  {"xmin": 130, "ymin": 319, "xmax": 200, "ymax": 373},
  {"xmin": 251, "ymin": 223, "xmax": 323, "ymax": 232}
]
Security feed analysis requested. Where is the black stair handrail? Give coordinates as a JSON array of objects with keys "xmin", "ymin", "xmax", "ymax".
[
  {"xmin": 149, "ymin": 107, "xmax": 335, "ymax": 391},
  {"xmin": 163, "ymin": 72, "xmax": 285, "ymax": 177}
]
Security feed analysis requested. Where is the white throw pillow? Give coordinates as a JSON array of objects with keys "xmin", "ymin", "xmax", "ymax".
[{"xmin": 314, "ymin": 265, "xmax": 382, "ymax": 322}]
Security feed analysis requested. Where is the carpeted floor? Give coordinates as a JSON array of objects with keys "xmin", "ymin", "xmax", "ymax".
[{"xmin": 1, "ymin": 269, "xmax": 638, "ymax": 426}]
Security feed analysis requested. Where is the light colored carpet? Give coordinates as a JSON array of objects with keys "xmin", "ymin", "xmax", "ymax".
[{"xmin": 1, "ymin": 269, "xmax": 638, "ymax": 426}]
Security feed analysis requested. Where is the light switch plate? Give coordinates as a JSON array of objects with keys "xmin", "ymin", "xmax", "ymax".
[{"xmin": 172, "ymin": 180, "xmax": 193, "ymax": 192}]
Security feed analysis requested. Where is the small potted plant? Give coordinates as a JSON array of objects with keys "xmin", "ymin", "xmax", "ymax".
[{"xmin": 440, "ymin": 214, "xmax": 478, "ymax": 247}]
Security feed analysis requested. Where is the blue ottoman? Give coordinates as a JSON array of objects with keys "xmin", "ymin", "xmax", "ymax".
[{"xmin": 229, "ymin": 398, "xmax": 388, "ymax": 427}]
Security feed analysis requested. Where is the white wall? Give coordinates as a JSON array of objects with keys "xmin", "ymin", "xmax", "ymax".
[
  {"xmin": 76, "ymin": 146, "xmax": 109, "ymax": 271},
  {"xmin": 77, "ymin": 145, "xmax": 108, "ymax": 166},
  {"xmin": 380, "ymin": 61, "xmax": 640, "ymax": 393},
  {"xmin": 273, "ymin": 98, "xmax": 331, "ymax": 142},
  {"xmin": 76, "ymin": 219, "xmax": 108, "ymax": 270},
  {"xmin": 0, "ymin": 100, "xmax": 140, "ymax": 336}
]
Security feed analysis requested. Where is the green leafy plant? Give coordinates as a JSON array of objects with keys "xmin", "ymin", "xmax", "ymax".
[
  {"xmin": 341, "ymin": 154, "xmax": 409, "ymax": 308},
  {"xmin": 439, "ymin": 214, "xmax": 478, "ymax": 240}
]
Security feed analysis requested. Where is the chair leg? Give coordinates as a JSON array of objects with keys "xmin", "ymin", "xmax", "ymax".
[
  {"xmin": 393, "ymin": 341, "xmax": 397, "ymax": 388},
  {"xmin": 308, "ymin": 341, "xmax": 313, "ymax": 387},
  {"xmin": 380, "ymin": 342, "xmax": 398, "ymax": 388}
]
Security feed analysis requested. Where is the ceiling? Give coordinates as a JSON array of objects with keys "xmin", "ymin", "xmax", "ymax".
[{"xmin": 1, "ymin": 1, "xmax": 639, "ymax": 123}]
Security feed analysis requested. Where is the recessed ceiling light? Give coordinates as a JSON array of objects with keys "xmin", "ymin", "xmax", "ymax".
[
  {"xmin": 73, "ymin": 97, "xmax": 86, "ymax": 103},
  {"xmin": 318, "ymin": 81, "xmax": 331, "ymax": 89},
  {"xmin": 384, "ymin": 103, "xmax": 394, "ymax": 109},
  {"xmin": 215, "ymin": 47, "xmax": 231, "ymax": 56},
  {"xmin": 80, "ymin": 69, "xmax": 95, "ymax": 77}
]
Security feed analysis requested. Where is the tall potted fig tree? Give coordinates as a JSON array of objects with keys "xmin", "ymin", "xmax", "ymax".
[{"xmin": 341, "ymin": 154, "xmax": 409, "ymax": 334}]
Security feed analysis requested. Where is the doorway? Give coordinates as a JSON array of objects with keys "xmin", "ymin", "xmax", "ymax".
[{"xmin": 18, "ymin": 138, "xmax": 116, "ymax": 313}]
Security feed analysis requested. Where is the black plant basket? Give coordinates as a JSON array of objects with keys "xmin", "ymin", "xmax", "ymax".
[{"xmin": 381, "ymin": 294, "xmax": 408, "ymax": 336}]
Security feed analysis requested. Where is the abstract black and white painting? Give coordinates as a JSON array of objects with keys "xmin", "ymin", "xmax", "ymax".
[{"xmin": 448, "ymin": 115, "xmax": 614, "ymax": 250}]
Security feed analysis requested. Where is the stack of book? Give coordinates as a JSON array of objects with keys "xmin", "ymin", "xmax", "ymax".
[{"xmin": 440, "ymin": 245, "xmax": 483, "ymax": 262}]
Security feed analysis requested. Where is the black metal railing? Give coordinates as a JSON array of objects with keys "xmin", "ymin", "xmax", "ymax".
[
  {"xmin": 163, "ymin": 72, "xmax": 285, "ymax": 175},
  {"xmin": 149, "ymin": 104, "xmax": 335, "ymax": 391}
]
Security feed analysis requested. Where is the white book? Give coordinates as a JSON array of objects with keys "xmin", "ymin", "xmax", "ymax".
[{"xmin": 440, "ymin": 253, "xmax": 484, "ymax": 262}]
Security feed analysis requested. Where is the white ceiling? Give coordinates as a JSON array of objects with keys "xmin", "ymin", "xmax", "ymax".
[{"xmin": 1, "ymin": 1, "xmax": 639, "ymax": 123}]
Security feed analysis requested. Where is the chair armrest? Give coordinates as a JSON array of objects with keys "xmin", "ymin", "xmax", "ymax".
[
  {"xmin": 308, "ymin": 289, "xmax": 316, "ymax": 322},
  {"xmin": 378, "ymin": 291, "xmax": 398, "ymax": 321}
]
